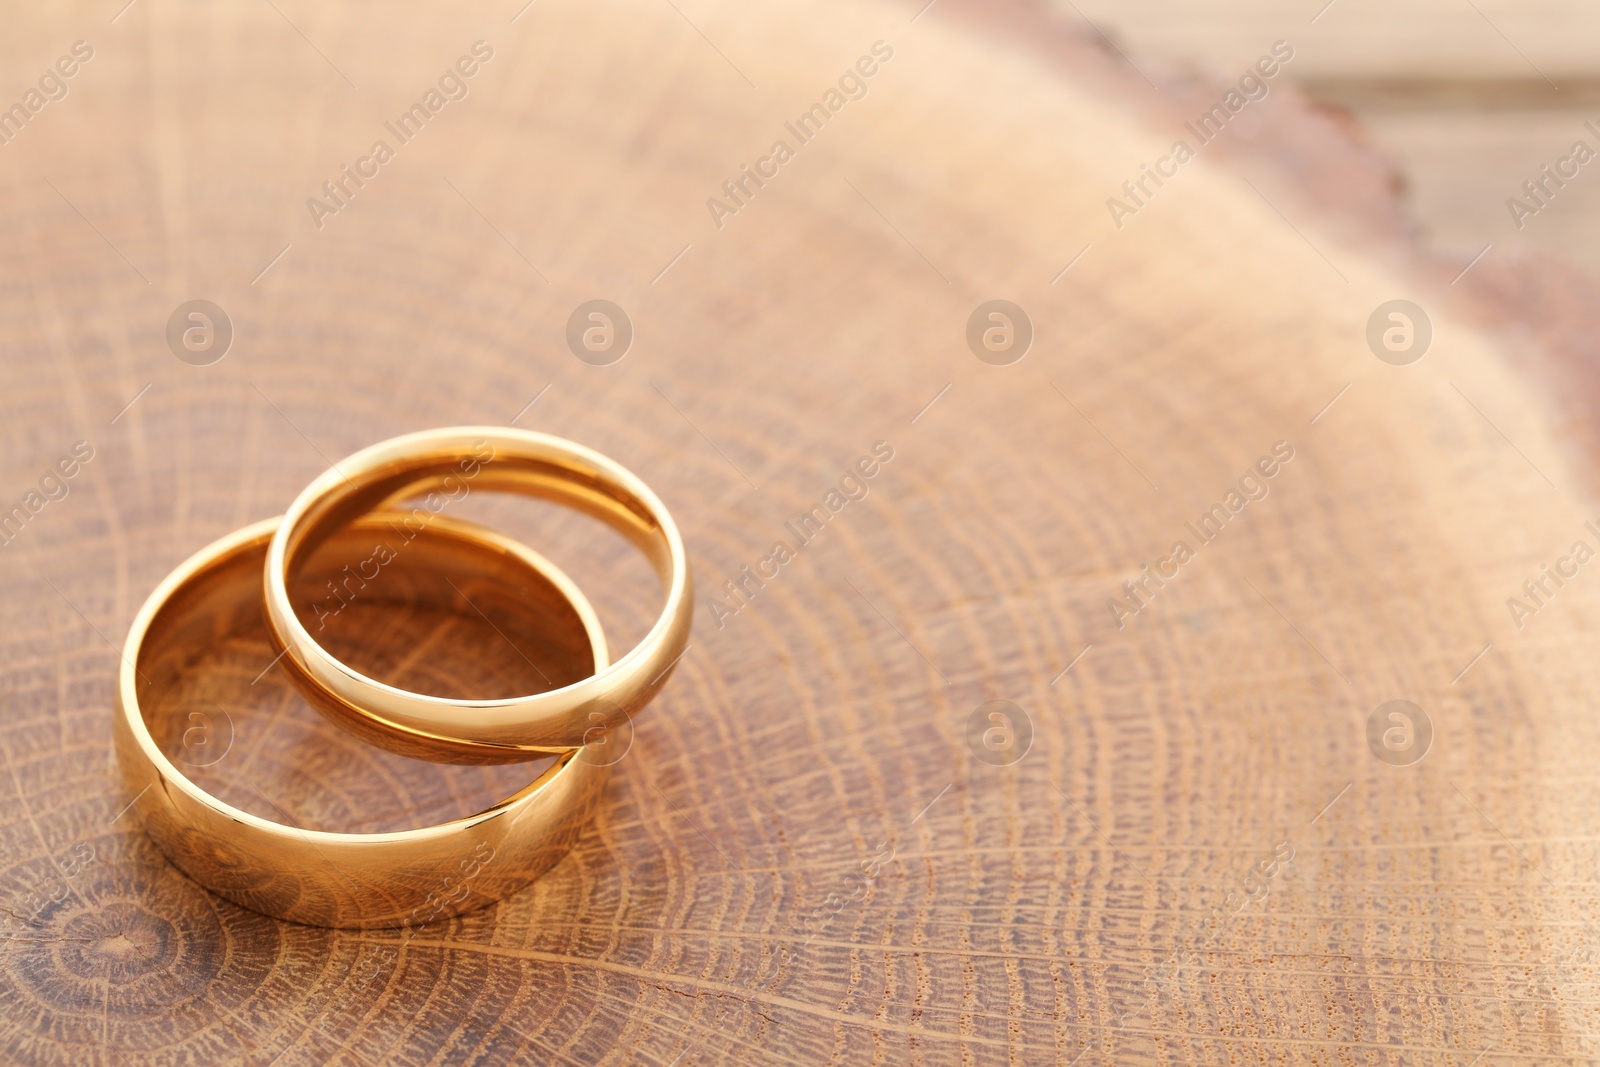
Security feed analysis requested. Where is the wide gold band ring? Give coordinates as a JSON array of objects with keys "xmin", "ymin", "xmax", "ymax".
[
  {"xmin": 262, "ymin": 427, "xmax": 693, "ymax": 763},
  {"xmin": 114, "ymin": 513, "xmax": 611, "ymax": 929}
]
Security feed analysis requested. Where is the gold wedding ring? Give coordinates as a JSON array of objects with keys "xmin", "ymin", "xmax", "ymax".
[
  {"xmin": 262, "ymin": 427, "xmax": 693, "ymax": 763},
  {"xmin": 115, "ymin": 514, "xmax": 612, "ymax": 928},
  {"xmin": 116, "ymin": 428, "xmax": 690, "ymax": 926}
]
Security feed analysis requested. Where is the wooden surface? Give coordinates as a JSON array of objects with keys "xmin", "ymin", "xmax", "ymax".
[{"xmin": 4, "ymin": 0, "xmax": 1600, "ymax": 1063}]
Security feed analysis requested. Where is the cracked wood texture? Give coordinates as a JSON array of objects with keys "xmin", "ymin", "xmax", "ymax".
[{"xmin": 3, "ymin": 0, "xmax": 1600, "ymax": 1064}]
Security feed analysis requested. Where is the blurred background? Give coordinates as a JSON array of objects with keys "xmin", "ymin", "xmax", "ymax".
[{"xmin": 1066, "ymin": 0, "xmax": 1600, "ymax": 278}]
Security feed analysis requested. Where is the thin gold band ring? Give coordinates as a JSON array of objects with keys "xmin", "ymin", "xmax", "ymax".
[{"xmin": 262, "ymin": 427, "xmax": 693, "ymax": 763}]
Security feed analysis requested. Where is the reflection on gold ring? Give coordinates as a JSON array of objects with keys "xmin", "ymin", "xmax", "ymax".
[{"xmin": 115, "ymin": 514, "xmax": 611, "ymax": 929}]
